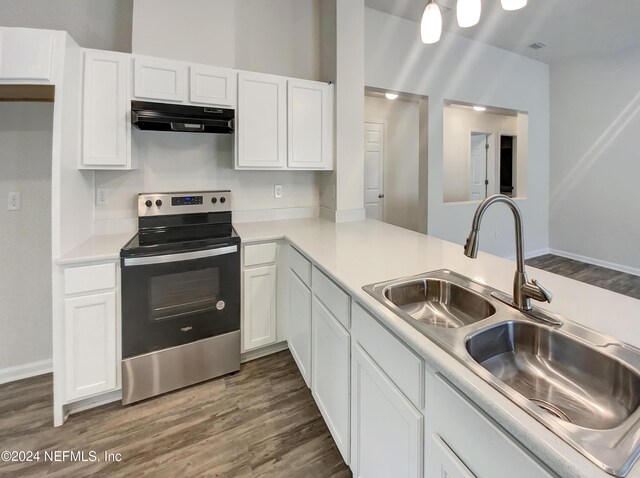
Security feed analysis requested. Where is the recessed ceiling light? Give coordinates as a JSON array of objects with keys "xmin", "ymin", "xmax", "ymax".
[
  {"xmin": 385, "ymin": 93, "xmax": 399, "ymax": 100},
  {"xmin": 473, "ymin": 105, "xmax": 486, "ymax": 112}
]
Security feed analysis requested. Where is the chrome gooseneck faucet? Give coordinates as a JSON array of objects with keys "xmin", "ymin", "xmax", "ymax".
[{"xmin": 464, "ymin": 194, "xmax": 556, "ymax": 317}]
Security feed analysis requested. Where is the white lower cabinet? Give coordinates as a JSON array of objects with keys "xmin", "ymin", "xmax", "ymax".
[
  {"xmin": 64, "ymin": 291, "xmax": 117, "ymax": 401},
  {"xmin": 242, "ymin": 264, "xmax": 277, "ymax": 351},
  {"xmin": 288, "ymin": 269, "xmax": 312, "ymax": 386},
  {"xmin": 429, "ymin": 435, "xmax": 475, "ymax": 478},
  {"xmin": 429, "ymin": 374, "xmax": 553, "ymax": 478},
  {"xmin": 312, "ymin": 296, "xmax": 350, "ymax": 463},
  {"xmin": 351, "ymin": 343, "xmax": 423, "ymax": 478}
]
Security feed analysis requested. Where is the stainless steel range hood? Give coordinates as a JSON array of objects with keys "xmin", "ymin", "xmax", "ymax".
[{"xmin": 131, "ymin": 100, "xmax": 234, "ymax": 134}]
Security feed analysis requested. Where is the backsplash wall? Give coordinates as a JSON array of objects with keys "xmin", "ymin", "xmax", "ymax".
[{"xmin": 94, "ymin": 130, "xmax": 321, "ymax": 233}]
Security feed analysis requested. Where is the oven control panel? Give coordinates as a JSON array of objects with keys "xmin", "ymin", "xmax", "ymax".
[{"xmin": 138, "ymin": 191, "xmax": 231, "ymax": 217}]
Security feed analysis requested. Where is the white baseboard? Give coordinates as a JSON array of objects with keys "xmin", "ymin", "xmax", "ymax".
[
  {"xmin": 0, "ymin": 359, "xmax": 52, "ymax": 385},
  {"xmin": 66, "ymin": 389, "xmax": 122, "ymax": 417},
  {"xmin": 504, "ymin": 248, "xmax": 550, "ymax": 261},
  {"xmin": 241, "ymin": 341, "xmax": 289, "ymax": 363},
  {"xmin": 525, "ymin": 248, "xmax": 551, "ymax": 260},
  {"xmin": 549, "ymin": 249, "xmax": 640, "ymax": 277}
]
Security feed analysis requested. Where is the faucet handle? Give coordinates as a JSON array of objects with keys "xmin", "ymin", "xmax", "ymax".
[{"xmin": 531, "ymin": 279, "xmax": 553, "ymax": 303}]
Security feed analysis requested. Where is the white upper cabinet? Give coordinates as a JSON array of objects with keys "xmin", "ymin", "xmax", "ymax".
[
  {"xmin": 236, "ymin": 72, "xmax": 287, "ymax": 169},
  {"xmin": 81, "ymin": 50, "xmax": 133, "ymax": 169},
  {"xmin": 0, "ymin": 28, "xmax": 54, "ymax": 82},
  {"xmin": 190, "ymin": 65, "xmax": 237, "ymax": 107},
  {"xmin": 287, "ymin": 79, "xmax": 333, "ymax": 170},
  {"xmin": 133, "ymin": 57, "xmax": 188, "ymax": 102}
]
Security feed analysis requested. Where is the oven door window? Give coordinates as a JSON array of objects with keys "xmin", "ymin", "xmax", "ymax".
[{"xmin": 149, "ymin": 268, "xmax": 220, "ymax": 322}]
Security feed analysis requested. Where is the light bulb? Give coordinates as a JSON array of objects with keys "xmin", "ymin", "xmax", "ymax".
[
  {"xmin": 457, "ymin": 0, "xmax": 481, "ymax": 28},
  {"xmin": 501, "ymin": 0, "xmax": 527, "ymax": 11},
  {"xmin": 473, "ymin": 106, "xmax": 486, "ymax": 112},
  {"xmin": 421, "ymin": 1, "xmax": 442, "ymax": 44},
  {"xmin": 385, "ymin": 93, "xmax": 399, "ymax": 100}
]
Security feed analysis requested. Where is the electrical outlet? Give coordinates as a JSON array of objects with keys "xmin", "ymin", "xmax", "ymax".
[
  {"xmin": 96, "ymin": 188, "xmax": 109, "ymax": 206},
  {"xmin": 274, "ymin": 184, "xmax": 283, "ymax": 199},
  {"xmin": 8, "ymin": 192, "xmax": 20, "ymax": 210}
]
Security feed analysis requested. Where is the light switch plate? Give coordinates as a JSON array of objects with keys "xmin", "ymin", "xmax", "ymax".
[
  {"xmin": 96, "ymin": 188, "xmax": 109, "ymax": 206},
  {"xmin": 8, "ymin": 192, "xmax": 20, "ymax": 210}
]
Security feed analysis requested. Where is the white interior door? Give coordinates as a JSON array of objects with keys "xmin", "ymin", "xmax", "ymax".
[
  {"xmin": 364, "ymin": 122, "xmax": 384, "ymax": 220},
  {"xmin": 469, "ymin": 132, "xmax": 488, "ymax": 200}
]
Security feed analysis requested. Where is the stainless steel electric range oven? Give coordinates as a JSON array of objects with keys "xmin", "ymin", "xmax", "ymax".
[{"xmin": 120, "ymin": 190, "xmax": 240, "ymax": 405}]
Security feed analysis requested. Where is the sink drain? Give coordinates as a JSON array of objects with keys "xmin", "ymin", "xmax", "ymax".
[{"xmin": 529, "ymin": 398, "xmax": 572, "ymax": 423}]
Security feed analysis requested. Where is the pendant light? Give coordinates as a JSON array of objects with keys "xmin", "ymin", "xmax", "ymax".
[
  {"xmin": 421, "ymin": 0, "xmax": 442, "ymax": 44},
  {"xmin": 457, "ymin": 0, "xmax": 481, "ymax": 28},
  {"xmin": 501, "ymin": 0, "xmax": 527, "ymax": 11}
]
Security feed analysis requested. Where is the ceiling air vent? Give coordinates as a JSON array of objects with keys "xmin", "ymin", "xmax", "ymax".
[{"xmin": 529, "ymin": 42, "xmax": 547, "ymax": 50}]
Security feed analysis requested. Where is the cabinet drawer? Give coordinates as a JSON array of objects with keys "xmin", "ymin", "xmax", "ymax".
[
  {"xmin": 289, "ymin": 245, "xmax": 311, "ymax": 287},
  {"xmin": 352, "ymin": 303, "xmax": 423, "ymax": 408},
  {"xmin": 312, "ymin": 266, "xmax": 350, "ymax": 329},
  {"xmin": 433, "ymin": 375, "xmax": 553, "ymax": 478},
  {"xmin": 64, "ymin": 263, "xmax": 116, "ymax": 295},
  {"xmin": 244, "ymin": 242, "xmax": 277, "ymax": 267}
]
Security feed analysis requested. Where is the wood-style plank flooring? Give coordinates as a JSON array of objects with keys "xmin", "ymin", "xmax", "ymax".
[
  {"xmin": 526, "ymin": 254, "xmax": 640, "ymax": 300},
  {"xmin": 0, "ymin": 351, "xmax": 351, "ymax": 478}
]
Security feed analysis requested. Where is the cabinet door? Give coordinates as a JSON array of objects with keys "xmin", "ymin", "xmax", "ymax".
[
  {"xmin": 287, "ymin": 79, "xmax": 333, "ymax": 170},
  {"xmin": 312, "ymin": 297, "xmax": 350, "ymax": 463},
  {"xmin": 352, "ymin": 343, "xmax": 423, "ymax": 478},
  {"xmin": 133, "ymin": 57, "xmax": 187, "ymax": 102},
  {"xmin": 429, "ymin": 435, "xmax": 476, "ymax": 478},
  {"xmin": 190, "ymin": 65, "xmax": 237, "ymax": 107},
  {"xmin": 237, "ymin": 72, "xmax": 287, "ymax": 169},
  {"xmin": 64, "ymin": 292, "xmax": 117, "ymax": 401},
  {"xmin": 81, "ymin": 50, "xmax": 131, "ymax": 169},
  {"xmin": 288, "ymin": 269, "xmax": 312, "ymax": 386},
  {"xmin": 242, "ymin": 264, "xmax": 277, "ymax": 351},
  {"xmin": 0, "ymin": 28, "xmax": 53, "ymax": 81}
]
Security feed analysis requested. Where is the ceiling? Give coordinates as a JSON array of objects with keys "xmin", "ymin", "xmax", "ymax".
[{"xmin": 364, "ymin": 0, "xmax": 640, "ymax": 64}]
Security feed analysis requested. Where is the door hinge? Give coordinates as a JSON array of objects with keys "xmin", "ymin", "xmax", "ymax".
[{"xmin": 485, "ymin": 180, "xmax": 489, "ymax": 185}]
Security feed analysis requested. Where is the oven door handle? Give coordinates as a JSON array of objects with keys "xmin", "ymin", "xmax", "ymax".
[{"xmin": 123, "ymin": 245, "xmax": 237, "ymax": 267}]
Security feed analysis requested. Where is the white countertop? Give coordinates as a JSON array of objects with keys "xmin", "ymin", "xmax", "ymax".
[
  {"xmin": 56, "ymin": 233, "xmax": 133, "ymax": 265},
  {"xmin": 54, "ymin": 218, "xmax": 640, "ymax": 476},
  {"xmin": 235, "ymin": 217, "xmax": 640, "ymax": 478}
]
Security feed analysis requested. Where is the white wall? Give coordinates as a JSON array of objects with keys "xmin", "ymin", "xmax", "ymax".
[
  {"xmin": 94, "ymin": 131, "xmax": 320, "ymax": 232},
  {"xmin": 365, "ymin": 8, "xmax": 550, "ymax": 258},
  {"xmin": 549, "ymin": 47, "xmax": 640, "ymax": 272},
  {"xmin": 0, "ymin": 0, "xmax": 132, "ymax": 52},
  {"xmin": 365, "ymin": 95, "xmax": 420, "ymax": 232},
  {"xmin": 132, "ymin": 0, "xmax": 321, "ymax": 80},
  {"xmin": 443, "ymin": 108, "xmax": 518, "ymax": 203},
  {"xmin": 0, "ymin": 102, "xmax": 53, "ymax": 370}
]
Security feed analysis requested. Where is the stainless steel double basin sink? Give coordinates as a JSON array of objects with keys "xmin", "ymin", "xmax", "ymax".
[{"xmin": 363, "ymin": 269, "xmax": 640, "ymax": 477}]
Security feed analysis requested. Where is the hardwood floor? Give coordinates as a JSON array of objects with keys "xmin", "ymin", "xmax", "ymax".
[
  {"xmin": 0, "ymin": 351, "xmax": 351, "ymax": 478},
  {"xmin": 526, "ymin": 254, "xmax": 640, "ymax": 300}
]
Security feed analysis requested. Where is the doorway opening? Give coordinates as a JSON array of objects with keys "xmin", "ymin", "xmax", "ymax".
[
  {"xmin": 499, "ymin": 135, "xmax": 516, "ymax": 197},
  {"xmin": 364, "ymin": 88, "xmax": 429, "ymax": 234}
]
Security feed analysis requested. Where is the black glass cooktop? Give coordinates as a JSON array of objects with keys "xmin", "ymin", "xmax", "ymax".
[{"xmin": 121, "ymin": 217, "xmax": 240, "ymax": 258}]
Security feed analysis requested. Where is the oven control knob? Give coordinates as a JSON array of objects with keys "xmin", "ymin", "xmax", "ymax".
[
  {"xmin": 155, "ymin": 199, "xmax": 163, "ymax": 207},
  {"xmin": 216, "ymin": 300, "xmax": 225, "ymax": 311},
  {"xmin": 220, "ymin": 197, "xmax": 226, "ymax": 204},
  {"xmin": 145, "ymin": 200, "xmax": 152, "ymax": 208},
  {"xmin": 211, "ymin": 197, "xmax": 217, "ymax": 204}
]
